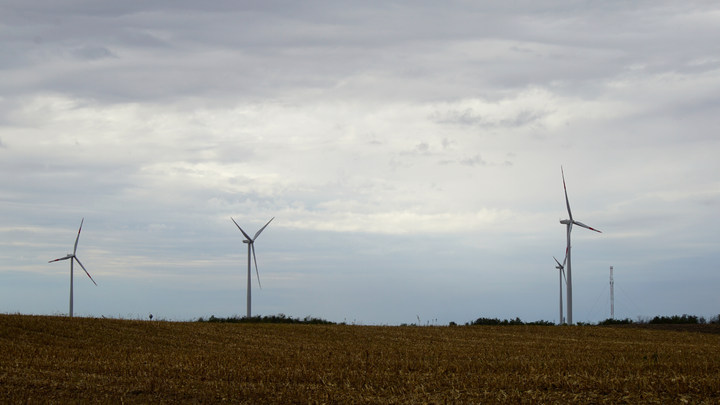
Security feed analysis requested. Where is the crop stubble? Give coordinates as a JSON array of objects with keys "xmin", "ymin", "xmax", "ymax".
[{"xmin": 1, "ymin": 315, "xmax": 719, "ymax": 404}]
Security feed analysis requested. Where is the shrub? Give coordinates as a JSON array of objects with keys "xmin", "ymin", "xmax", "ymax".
[
  {"xmin": 198, "ymin": 314, "xmax": 335, "ymax": 325},
  {"xmin": 467, "ymin": 317, "xmax": 553, "ymax": 326},
  {"xmin": 648, "ymin": 314, "xmax": 699, "ymax": 325},
  {"xmin": 525, "ymin": 320, "xmax": 554, "ymax": 326},
  {"xmin": 598, "ymin": 318, "xmax": 634, "ymax": 325}
]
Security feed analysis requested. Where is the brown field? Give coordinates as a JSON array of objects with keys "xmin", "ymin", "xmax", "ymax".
[{"xmin": 1, "ymin": 315, "xmax": 719, "ymax": 404}]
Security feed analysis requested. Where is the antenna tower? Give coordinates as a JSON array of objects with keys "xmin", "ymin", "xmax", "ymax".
[{"xmin": 610, "ymin": 266, "xmax": 614, "ymax": 319}]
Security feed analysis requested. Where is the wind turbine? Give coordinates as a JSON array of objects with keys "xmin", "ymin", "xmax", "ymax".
[
  {"xmin": 48, "ymin": 218, "xmax": 97, "ymax": 318},
  {"xmin": 560, "ymin": 167, "xmax": 601, "ymax": 325},
  {"xmin": 231, "ymin": 217, "xmax": 274, "ymax": 318},
  {"xmin": 553, "ymin": 255, "xmax": 566, "ymax": 325}
]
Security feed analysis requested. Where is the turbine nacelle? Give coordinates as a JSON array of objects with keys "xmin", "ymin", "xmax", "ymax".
[
  {"xmin": 243, "ymin": 240, "xmax": 251, "ymax": 244},
  {"xmin": 560, "ymin": 219, "xmax": 571, "ymax": 225},
  {"xmin": 553, "ymin": 255, "xmax": 567, "ymax": 275}
]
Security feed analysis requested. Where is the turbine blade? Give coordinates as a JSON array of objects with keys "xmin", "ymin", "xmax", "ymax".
[
  {"xmin": 49, "ymin": 256, "xmax": 72, "ymax": 263},
  {"xmin": 561, "ymin": 167, "xmax": 573, "ymax": 221},
  {"xmin": 74, "ymin": 257, "xmax": 97, "ymax": 286},
  {"xmin": 573, "ymin": 220, "xmax": 602, "ymax": 233},
  {"xmin": 253, "ymin": 217, "xmax": 274, "ymax": 240},
  {"xmin": 231, "ymin": 217, "xmax": 253, "ymax": 240},
  {"xmin": 251, "ymin": 243, "xmax": 261, "ymax": 289},
  {"xmin": 73, "ymin": 218, "xmax": 84, "ymax": 255},
  {"xmin": 553, "ymin": 256, "xmax": 563, "ymax": 269}
]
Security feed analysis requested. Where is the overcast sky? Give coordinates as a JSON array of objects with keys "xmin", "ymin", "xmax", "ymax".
[{"xmin": 1, "ymin": 1, "xmax": 718, "ymax": 324}]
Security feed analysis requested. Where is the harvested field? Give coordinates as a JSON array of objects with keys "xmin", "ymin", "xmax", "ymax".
[
  {"xmin": 612, "ymin": 323, "xmax": 720, "ymax": 335},
  {"xmin": 1, "ymin": 315, "xmax": 719, "ymax": 404}
]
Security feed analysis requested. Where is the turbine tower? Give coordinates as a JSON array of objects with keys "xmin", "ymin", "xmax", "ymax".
[
  {"xmin": 48, "ymin": 218, "xmax": 97, "ymax": 317},
  {"xmin": 231, "ymin": 217, "xmax": 274, "ymax": 318},
  {"xmin": 553, "ymin": 255, "xmax": 567, "ymax": 325},
  {"xmin": 610, "ymin": 266, "xmax": 614, "ymax": 319},
  {"xmin": 560, "ymin": 167, "xmax": 601, "ymax": 324}
]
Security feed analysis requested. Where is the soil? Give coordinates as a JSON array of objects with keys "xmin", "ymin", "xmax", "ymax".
[{"xmin": 607, "ymin": 323, "xmax": 720, "ymax": 335}]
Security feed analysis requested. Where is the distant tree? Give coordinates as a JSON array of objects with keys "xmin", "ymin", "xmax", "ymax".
[
  {"xmin": 468, "ymin": 317, "xmax": 503, "ymax": 326},
  {"xmin": 197, "ymin": 314, "xmax": 335, "ymax": 325},
  {"xmin": 509, "ymin": 317, "xmax": 523, "ymax": 325},
  {"xmin": 636, "ymin": 315, "xmax": 651, "ymax": 324},
  {"xmin": 525, "ymin": 320, "xmax": 555, "ymax": 326},
  {"xmin": 648, "ymin": 314, "xmax": 699, "ymax": 324},
  {"xmin": 598, "ymin": 318, "xmax": 633, "ymax": 325},
  {"xmin": 466, "ymin": 317, "xmax": 552, "ymax": 326}
]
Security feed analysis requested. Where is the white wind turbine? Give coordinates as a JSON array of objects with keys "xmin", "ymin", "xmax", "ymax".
[
  {"xmin": 231, "ymin": 217, "xmax": 274, "ymax": 318},
  {"xmin": 560, "ymin": 167, "xmax": 601, "ymax": 325},
  {"xmin": 48, "ymin": 218, "xmax": 97, "ymax": 318},
  {"xmin": 553, "ymin": 255, "xmax": 567, "ymax": 325}
]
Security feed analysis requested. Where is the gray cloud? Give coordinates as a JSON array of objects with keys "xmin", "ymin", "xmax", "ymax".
[
  {"xmin": 459, "ymin": 155, "xmax": 486, "ymax": 167},
  {"xmin": 2, "ymin": 1, "xmax": 715, "ymax": 104},
  {"xmin": 400, "ymin": 142, "xmax": 432, "ymax": 157},
  {"xmin": 434, "ymin": 108, "xmax": 482, "ymax": 126},
  {"xmin": 70, "ymin": 44, "xmax": 117, "ymax": 60}
]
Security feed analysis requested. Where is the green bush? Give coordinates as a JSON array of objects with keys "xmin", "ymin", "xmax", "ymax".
[
  {"xmin": 466, "ymin": 317, "xmax": 553, "ymax": 326},
  {"xmin": 198, "ymin": 314, "xmax": 335, "ymax": 325},
  {"xmin": 648, "ymin": 314, "xmax": 698, "ymax": 324},
  {"xmin": 598, "ymin": 318, "xmax": 634, "ymax": 325}
]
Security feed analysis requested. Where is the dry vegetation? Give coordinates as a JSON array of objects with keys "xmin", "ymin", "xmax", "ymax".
[{"xmin": 1, "ymin": 315, "xmax": 719, "ymax": 404}]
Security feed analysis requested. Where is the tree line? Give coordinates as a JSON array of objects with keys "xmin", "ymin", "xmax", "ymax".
[
  {"xmin": 594, "ymin": 314, "xmax": 720, "ymax": 326},
  {"xmin": 195, "ymin": 313, "xmax": 720, "ymax": 326},
  {"xmin": 197, "ymin": 314, "xmax": 335, "ymax": 325}
]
